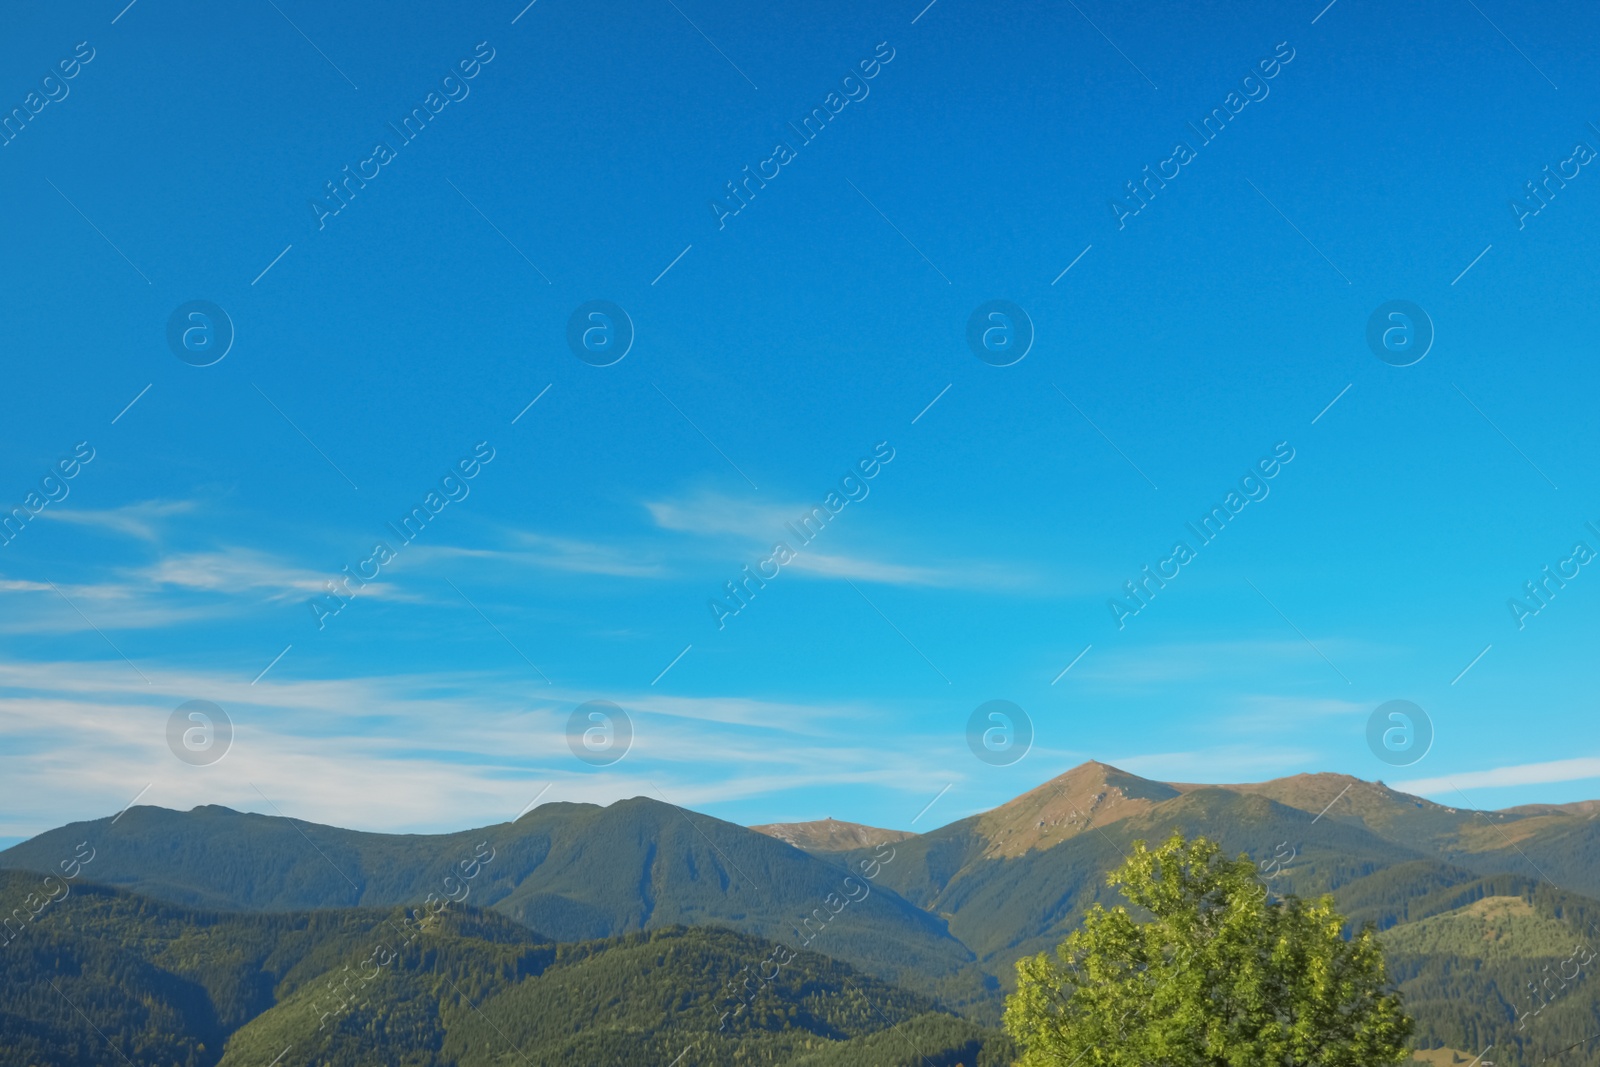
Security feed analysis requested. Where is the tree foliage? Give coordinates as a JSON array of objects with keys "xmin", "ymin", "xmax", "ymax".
[{"xmin": 1004, "ymin": 832, "xmax": 1414, "ymax": 1067}]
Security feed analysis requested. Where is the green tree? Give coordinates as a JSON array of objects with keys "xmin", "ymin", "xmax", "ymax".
[{"xmin": 1004, "ymin": 832, "xmax": 1414, "ymax": 1067}]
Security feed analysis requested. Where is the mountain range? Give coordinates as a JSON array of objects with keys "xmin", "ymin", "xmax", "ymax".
[{"xmin": 5, "ymin": 761, "xmax": 1599, "ymax": 1065}]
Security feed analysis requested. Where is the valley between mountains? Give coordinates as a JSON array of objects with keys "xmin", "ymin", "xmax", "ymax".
[{"xmin": 4, "ymin": 761, "xmax": 1598, "ymax": 1066}]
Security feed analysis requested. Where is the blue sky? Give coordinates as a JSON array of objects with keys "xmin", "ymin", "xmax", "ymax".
[{"xmin": 3, "ymin": 0, "xmax": 1600, "ymax": 846}]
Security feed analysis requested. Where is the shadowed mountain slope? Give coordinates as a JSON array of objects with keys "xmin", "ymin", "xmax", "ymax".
[
  {"xmin": 0, "ymin": 797, "xmax": 977, "ymax": 1001},
  {"xmin": 0, "ymin": 870, "xmax": 1013, "ymax": 1067}
]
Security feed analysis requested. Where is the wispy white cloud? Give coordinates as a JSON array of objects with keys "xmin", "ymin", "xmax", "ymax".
[
  {"xmin": 1215, "ymin": 693, "xmax": 1371, "ymax": 730},
  {"xmin": 409, "ymin": 532, "xmax": 666, "ymax": 578},
  {"xmin": 0, "ymin": 578, "xmax": 56, "ymax": 594},
  {"xmin": 786, "ymin": 552, "xmax": 953, "ymax": 585},
  {"xmin": 0, "ymin": 548, "xmax": 413, "ymax": 634},
  {"xmin": 136, "ymin": 550, "xmax": 347, "ymax": 598},
  {"xmin": 0, "ymin": 576, "xmax": 227, "ymax": 633},
  {"xmin": 646, "ymin": 491, "xmax": 797, "ymax": 541},
  {"xmin": 1395, "ymin": 757, "xmax": 1600, "ymax": 796},
  {"xmin": 0, "ymin": 659, "xmax": 965, "ymax": 840},
  {"xmin": 644, "ymin": 488, "xmax": 1027, "ymax": 589},
  {"xmin": 40, "ymin": 499, "xmax": 195, "ymax": 541}
]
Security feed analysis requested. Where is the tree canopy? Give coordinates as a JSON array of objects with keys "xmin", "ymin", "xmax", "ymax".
[{"xmin": 1004, "ymin": 831, "xmax": 1414, "ymax": 1067}]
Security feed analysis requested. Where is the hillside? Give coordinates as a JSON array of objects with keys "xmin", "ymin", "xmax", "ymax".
[
  {"xmin": 0, "ymin": 869, "xmax": 1014, "ymax": 1067},
  {"xmin": 8, "ymin": 762, "xmax": 1600, "ymax": 1063},
  {"xmin": 1379, "ymin": 886, "xmax": 1600, "ymax": 1066},
  {"xmin": 219, "ymin": 925, "xmax": 1007, "ymax": 1067},
  {"xmin": 828, "ymin": 781, "xmax": 1443, "ymax": 973},
  {"xmin": 0, "ymin": 797, "xmax": 981, "ymax": 1002},
  {"xmin": 807, "ymin": 762, "xmax": 1600, "ymax": 969},
  {"xmin": 1501, "ymin": 800, "xmax": 1600, "ymax": 818},
  {"xmin": 0, "ymin": 868, "xmax": 553, "ymax": 1067}
]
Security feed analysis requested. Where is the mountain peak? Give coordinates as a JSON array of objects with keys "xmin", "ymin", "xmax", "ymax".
[{"xmin": 972, "ymin": 761, "xmax": 1181, "ymax": 858}]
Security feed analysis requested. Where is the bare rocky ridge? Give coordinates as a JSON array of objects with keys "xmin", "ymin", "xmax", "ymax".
[{"xmin": 749, "ymin": 817, "xmax": 916, "ymax": 852}]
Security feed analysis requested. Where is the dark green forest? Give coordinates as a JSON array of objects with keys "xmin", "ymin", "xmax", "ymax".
[{"xmin": 0, "ymin": 870, "xmax": 1014, "ymax": 1066}]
